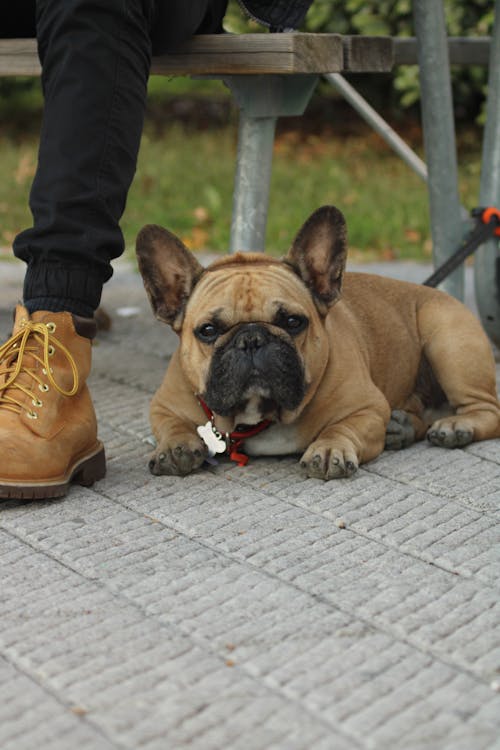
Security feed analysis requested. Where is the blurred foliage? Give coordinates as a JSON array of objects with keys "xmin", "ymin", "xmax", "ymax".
[
  {"xmin": 226, "ymin": 0, "xmax": 493, "ymax": 120},
  {"xmin": 0, "ymin": 77, "xmax": 41, "ymax": 108}
]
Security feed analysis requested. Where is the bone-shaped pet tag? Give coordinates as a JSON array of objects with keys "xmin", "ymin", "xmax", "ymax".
[{"xmin": 197, "ymin": 421, "xmax": 227, "ymax": 458}]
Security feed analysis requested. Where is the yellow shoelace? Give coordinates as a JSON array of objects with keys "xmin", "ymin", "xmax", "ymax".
[{"xmin": 0, "ymin": 319, "xmax": 79, "ymax": 418}]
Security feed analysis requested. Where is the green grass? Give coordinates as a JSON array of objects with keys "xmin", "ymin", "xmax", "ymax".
[
  {"xmin": 127, "ymin": 125, "xmax": 440, "ymax": 260},
  {"xmin": 0, "ymin": 87, "xmax": 482, "ymax": 263}
]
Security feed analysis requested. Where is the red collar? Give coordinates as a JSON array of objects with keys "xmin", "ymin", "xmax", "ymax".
[{"xmin": 197, "ymin": 396, "xmax": 272, "ymax": 466}]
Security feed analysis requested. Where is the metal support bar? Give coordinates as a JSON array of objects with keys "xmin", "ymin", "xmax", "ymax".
[
  {"xmin": 326, "ymin": 73, "xmax": 469, "ymax": 224},
  {"xmin": 325, "ymin": 72, "xmax": 428, "ymax": 183},
  {"xmin": 474, "ymin": 0, "xmax": 500, "ymax": 347},
  {"xmin": 224, "ymin": 75, "xmax": 318, "ymax": 253},
  {"xmin": 413, "ymin": 0, "xmax": 465, "ymax": 299},
  {"xmin": 230, "ymin": 115, "xmax": 277, "ymax": 252}
]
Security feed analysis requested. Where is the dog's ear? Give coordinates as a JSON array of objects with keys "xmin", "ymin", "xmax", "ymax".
[
  {"xmin": 285, "ymin": 206, "xmax": 347, "ymax": 314},
  {"xmin": 136, "ymin": 225, "xmax": 204, "ymax": 331}
]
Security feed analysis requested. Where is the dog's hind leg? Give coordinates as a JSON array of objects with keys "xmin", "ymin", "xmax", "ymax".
[
  {"xmin": 418, "ymin": 295, "xmax": 500, "ymax": 447},
  {"xmin": 385, "ymin": 404, "xmax": 451, "ymax": 449},
  {"xmin": 385, "ymin": 409, "xmax": 417, "ymax": 450}
]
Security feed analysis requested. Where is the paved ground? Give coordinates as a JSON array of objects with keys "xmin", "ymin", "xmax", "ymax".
[{"xmin": 1, "ymin": 257, "xmax": 500, "ymax": 750}]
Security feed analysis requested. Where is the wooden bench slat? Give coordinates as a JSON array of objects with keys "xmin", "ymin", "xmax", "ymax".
[
  {"xmin": 0, "ymin": 34, "xmax": 395, "ymax": 77},
  {"xmin": 2, "ymin": 35, "xmax": 490, "ymax": 78},
  {"xmin": 342, "ymin": 36, "xmax": 394, "ymax": 73},
  {"xmin": 0, "ymin": 39, "xmax": 41, "ymax": 76},
  {"xmin": 155, "ymin": 34, "xmax": 345, "ymax": 75},
  {"xmin": 0, "ymin": 35, "xmax": 343, "ymax": 77}
]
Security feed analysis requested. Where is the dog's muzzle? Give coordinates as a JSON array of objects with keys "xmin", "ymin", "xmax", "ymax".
[{"xmin": 203, "ymin": 323, "xmax": 306, "ymax": 417}]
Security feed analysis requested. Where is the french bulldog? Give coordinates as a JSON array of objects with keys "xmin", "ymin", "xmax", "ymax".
[{"xmin": 136, "ymin": 205, "xmax": 500, "ymax": 480}]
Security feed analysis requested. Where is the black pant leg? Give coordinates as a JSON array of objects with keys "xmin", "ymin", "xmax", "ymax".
[
  {"xmin": 13, "ymin": 0, "xmax": 153, "ymax": 316},
  {"xmin": 151, "ymin": 0, "xmax": 228, "ymax": 54},
  {"xmin": 12, "ymin": 0, "xmax": 229, "ymax": 317}
]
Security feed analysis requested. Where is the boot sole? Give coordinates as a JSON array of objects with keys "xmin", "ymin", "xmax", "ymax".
[{"xmin": 0, "ymin": 443, "xmax": 106, "ymax": 501}]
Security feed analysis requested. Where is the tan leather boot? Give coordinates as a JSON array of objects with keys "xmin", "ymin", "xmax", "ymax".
[{"xmin": 0, "ymin": 305, "xmax": 106, "ymax": 500}]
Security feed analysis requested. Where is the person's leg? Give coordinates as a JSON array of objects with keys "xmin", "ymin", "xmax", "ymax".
[
  {"xmin": 12, "ymin": 0, "xmax": 229, "ymax": 316},
  {"xmin": 1, "ymin": 0, "xmax": 154, "ymax": 500},
  {"xmin": 13, "ymin": 0, "xmax": 153, "ymax": 318},
  {"xmin": 150, "ymin": 0, "xmax": 228, "ymax": 55}
]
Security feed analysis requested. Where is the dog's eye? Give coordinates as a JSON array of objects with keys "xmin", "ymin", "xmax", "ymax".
[
  {"xmin": 195, "ymin": 323, "xmax": 219, "ymax": 343},
  {"xmin": 281, "ymin": 314, "xmax": 308, "ymax": 335}
]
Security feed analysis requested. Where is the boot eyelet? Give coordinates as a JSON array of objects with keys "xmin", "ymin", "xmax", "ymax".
[
  {"xmin": 42, "ymin": 367, "xmax": 53, "ymax": 375},
  {"xmin": 26, "ymin": 410, "xmax": 38, "ymax": 420},
  {"xmin": 46, "ymin": 322, "xmax": 56, "ymax": 333},
  {"xmin": 32, "ymin": 398, "xmax": 43, "ymax": 408},
  {"xmin": 39, "ymin": 383, "xmax": 49, "ymax": 392},
  {"xmin": 48, "ymin": 345, "xmax": 55, "ymax": 356}
]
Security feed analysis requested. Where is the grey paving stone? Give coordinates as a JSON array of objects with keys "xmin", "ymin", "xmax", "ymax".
[
  {"xmin": 0, "ymin": 656, "xmax": 118, "ymax": 750},
  {"xmin": 366, "ymin": 443, "xmax": 500, "ymax": 512}
]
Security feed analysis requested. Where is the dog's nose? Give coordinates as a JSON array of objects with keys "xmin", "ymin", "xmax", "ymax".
[{"xmin": 233, "ymin": 324, "xmax": 268, "ymax": 352}]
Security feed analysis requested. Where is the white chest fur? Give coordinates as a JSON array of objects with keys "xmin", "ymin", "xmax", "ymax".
[{"xmin": 244, "ymin": 422, "xmax": 300, "ymax": 456}]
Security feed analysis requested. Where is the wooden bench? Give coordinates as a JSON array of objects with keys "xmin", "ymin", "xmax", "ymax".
[{"xmin": 0, "ymin": 33, "xmax": 394, "ymax": 251}]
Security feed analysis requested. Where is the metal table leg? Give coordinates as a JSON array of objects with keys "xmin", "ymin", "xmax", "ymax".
[
  {"xmin": 230, "ymin": 114, "xmax": 277, "ymax": 253},
  {"xmin": 413, "ymin": 0, "xmax": 465, "ymax": 300},
  {"xmin": 474, "ymin": 0, "xmax": 500, "ymax": 346},
  {"xmin": 224, "ymin": 75, "xmax": 318, "ymax": 253}
]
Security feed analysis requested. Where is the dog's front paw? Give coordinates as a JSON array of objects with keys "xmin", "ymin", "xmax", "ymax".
[
  {"xmin": 427, "ymin": 417, "xmax": 473, "ymax": 448},
  {"xmin": 148, "ymin": 437, "xmax": 207, "ymax": 476},
  {"xmin": 300, "ymin": 442, "xmax": 359, "ymax": 480},
  {"xmin": 385, "ymin": 409, "xmax": 416, "ymax": 450}
]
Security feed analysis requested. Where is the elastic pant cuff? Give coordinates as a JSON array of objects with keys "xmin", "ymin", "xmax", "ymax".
[
  {"xmin": 23, "ymin": 260, "xmax": 107, "ymax": 315},
  {"xmin": 24, "ymin": 297, "xmax": 95, "ymax": 319}
]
